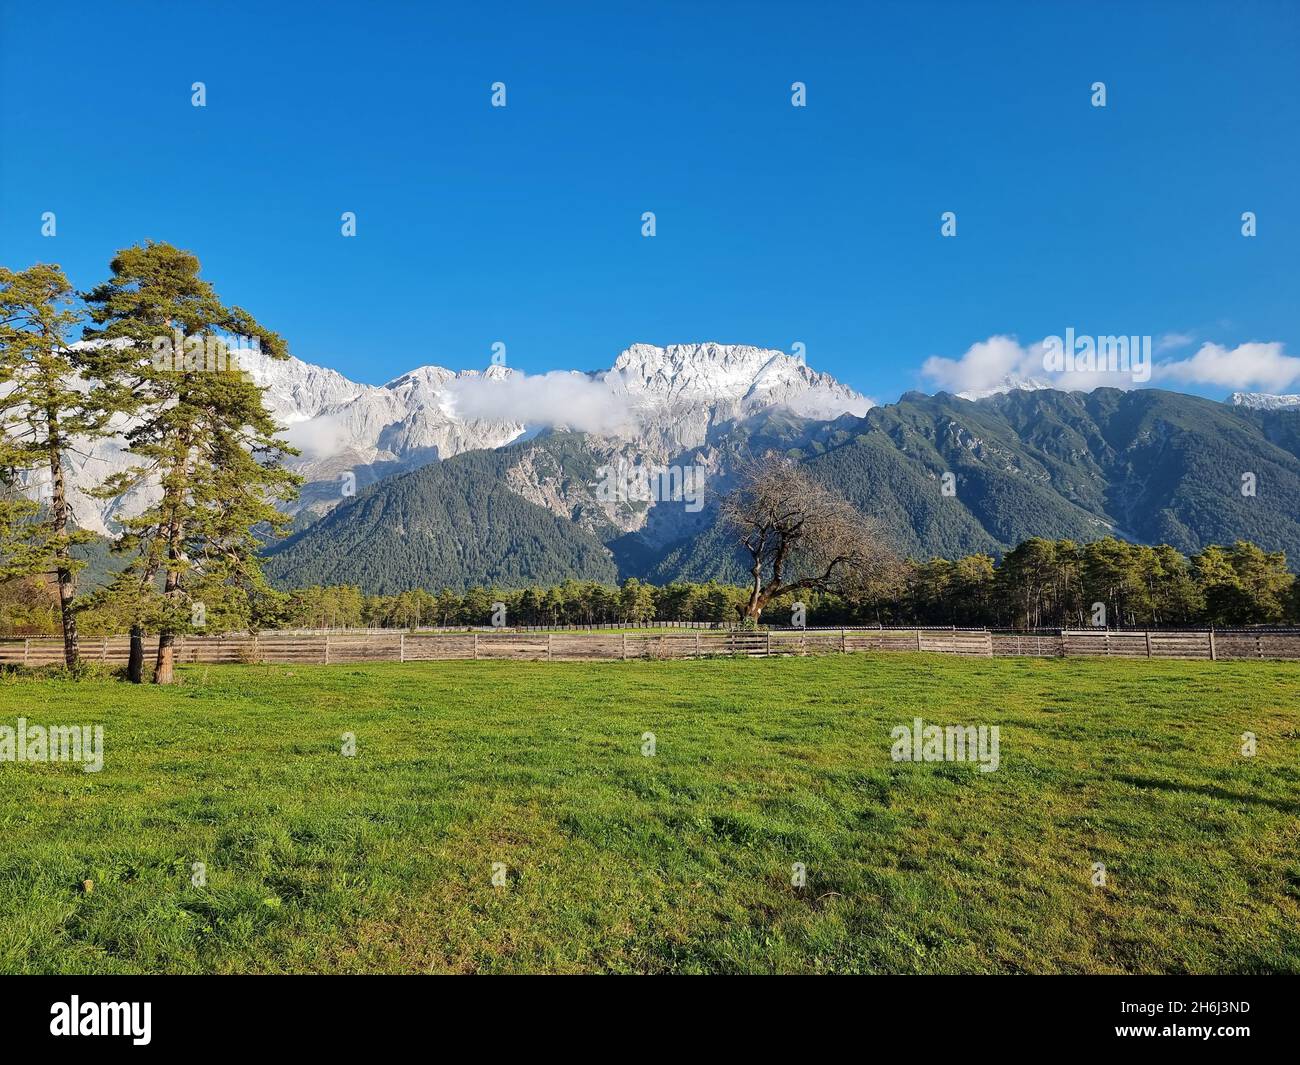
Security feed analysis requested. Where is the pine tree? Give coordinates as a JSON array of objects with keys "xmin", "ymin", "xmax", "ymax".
[
  {"xmin": 81, "ymin": 242, "xmax": 301, "ymax": 683},
  {"xmin": 0, "ymin": 264, "xmax": 128, "ymax": 667},
  {"xmin": 618, "ymin": 577, "xmax": 656, "ymax": 623}
]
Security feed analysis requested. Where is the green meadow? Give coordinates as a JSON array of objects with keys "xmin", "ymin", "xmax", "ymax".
[{"xmin": 1, "ymin": 653, "xmax": 1297, "ymax": 974}]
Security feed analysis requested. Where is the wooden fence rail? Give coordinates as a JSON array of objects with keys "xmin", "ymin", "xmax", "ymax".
[{"xmin": 2, "ymin": 628, "xmax": 1300, "ymax": 667}]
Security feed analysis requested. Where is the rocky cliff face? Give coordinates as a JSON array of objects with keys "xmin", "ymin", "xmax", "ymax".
[
  {"xmin": 38, "ymin": 342, "xmax": 872, "ymax": 535},
  {"xmin": 1231, "ymin": 391, "xmax": 1300, "ymax": 411}
]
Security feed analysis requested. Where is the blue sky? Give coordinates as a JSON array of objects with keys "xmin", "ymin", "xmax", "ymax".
[{"xmin": 2, "ymin": 0, "xmax": 1298, "ymax": 402}]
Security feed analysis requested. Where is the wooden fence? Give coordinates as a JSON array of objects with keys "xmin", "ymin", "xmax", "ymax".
[{"xmin": 3, "ymin": 628, "xmax": 1299, "ymax": 667}]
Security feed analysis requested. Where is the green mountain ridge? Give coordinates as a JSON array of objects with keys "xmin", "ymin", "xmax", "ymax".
[
  {"xmin": 263, "ymin": 447, "xmax": 618, "ymax": 593},
  {"xmin": 263, "ymin": 388, "xmax": 1300, "ymax": 592}
]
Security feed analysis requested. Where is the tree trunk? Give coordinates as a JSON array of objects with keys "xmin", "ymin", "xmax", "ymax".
[
  {"xmin": 745, "ymin": 557, "xmax": 765, "ymax": 621},
  {"xmin": 154, "ymin": 631, "xmax": 176, "ymax": 685},
  {"xmin": 152, "ymin": 423, "xmax": 191, "ymax": 685},
  {"xmin": 745, "ymin": 584, "xmax": 774, "ymax": 623},
  {"xmin": 54, "ymin": 553, "xmax": 79, "ymax": 668},
  {"xmin": 128, "ymin": 624, "xmax": 146, "ymax": 683},
  {"xmin": 46, "ymin": 434, "xmax": 79, "ymax": 669},
  {"xmin": 127, "ymin": 558, "xmax": 161, "ymax": 683},
  {"xmin": 153, "ymin": 564, "xmax": 182, "ymax": 684}
]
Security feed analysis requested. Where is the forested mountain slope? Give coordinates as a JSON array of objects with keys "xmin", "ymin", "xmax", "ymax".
[
  {"xmin": 264, "ymin": 388, "xmax": 1300, "ymax": 592},
  {"xmin": 263, "ymin": 446, "xmax": 618, "ymax": 592}
]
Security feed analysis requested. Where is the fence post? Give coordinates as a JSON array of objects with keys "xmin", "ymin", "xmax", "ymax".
[
  {"xmin": 915, "ymin": 629, "xmax": 922, "ymax": 652},
  {"xmin": 1209, "ymin": 629, "xmax": 1217, "ymax": 661},
  {"xmin": 841, "ymin": 628, "xmax": 847, "ymax": 654},
  {"xmin": 548, "ymin": 633, "xmax": 553, "ymax": 661},
  {"xmin": 23, "ymin": 638, "xmax": 29, "ymax": 666},
  {"xmin": 622, "ymin": 633, "xmax": 627, "ymax": 661},
  {"xmin": 695, "ymin": 633, "xmax": 701, "ymax": 658},
  {"xmin": 399, "ymin": 632, "xmax": 405, "ymax": 663},
  {"xmin": 473, "ymin": 632, "xmax": 479, "ymax": 660},
  {"xmin": 323, "ymin": 633, "xmax": 330, "ymax": 665},
  {"xmin": 1145, "ymin": 630, "xmax": 1152, "ymax": 658}
]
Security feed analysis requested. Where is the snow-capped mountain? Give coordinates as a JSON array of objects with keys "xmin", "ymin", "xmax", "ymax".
[
  {"xmin": 27, "ymin": 347, "xmax": 528, "ymax": 535},
  {"xmin": 44, "ymin": 342, "xmax": 871, "ymax": 535},
  {"xmin": 1230, "ymin": 391, "xmax": 1300, "ymax": 411},
  {"xmin": 278, "ymin": 362, "xmax": 529, "ymax": 520},
  {"xmin": 956, "ymin": 374, "xmax": 1053, "ymax": 401},
  {"xmin": 230, "ymin": 345, "xmax": 367, "ymax": 423},
  {"xmin": 602, "ymin": 342, "xmax": 871, "ymax": 451},
  {"xmin": 609, "ymin": 343, "xmax": 868, "ymax": 416},
  {"xmin": 608, "ymin": 345, "xmax": 873, "ymax": 444}
]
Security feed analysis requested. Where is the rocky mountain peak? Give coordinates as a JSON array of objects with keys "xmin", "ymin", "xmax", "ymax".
[
  {"xmin": 609, "ymin": 342, "xmax": 871, "ymax": 420},
  {"xmin": 1230, "ymin": 391, "xmax": 1300, "ymax": 411},
  {"xmin": 42, "ymin": 340, "xmax": 869, "ymax": 535}
]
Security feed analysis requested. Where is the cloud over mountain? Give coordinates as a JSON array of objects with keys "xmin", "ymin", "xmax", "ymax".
[
  {"xmin": 1154, "ymin": 341, "xmax": 1300, "ymax": 392},
  {"xmin": 922, "ymin": 335, "xmax": 1300, "ymax": 398},
  {"xmin": 41, "ymin": 342, "xmax": 872, "ymax": 535},
  {"xmin": 441, "ymin": 370, "xmax": 636, "ymax": 435}
]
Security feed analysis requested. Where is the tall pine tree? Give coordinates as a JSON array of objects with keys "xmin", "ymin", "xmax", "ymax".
[
  {"xmin": 81, "ymin": 242, "xmax": 300, "ymax": 682},
  {"xmin": 0, "ymin": 264, "xmax": 127, "ymax": 666}
]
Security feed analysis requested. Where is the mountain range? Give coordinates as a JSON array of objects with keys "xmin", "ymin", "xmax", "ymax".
[
  {"xmin": 30, "ymin": 342, "xmax": 1300, "ymax": 592},
  {"xmin": 51, "ymin": 342, "xmax": 871, "ymax": 536}
]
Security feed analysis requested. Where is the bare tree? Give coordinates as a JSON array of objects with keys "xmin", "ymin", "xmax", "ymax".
[{"xmin": 721, "ymin": 454, "xmax": 896, "ymax": 623}]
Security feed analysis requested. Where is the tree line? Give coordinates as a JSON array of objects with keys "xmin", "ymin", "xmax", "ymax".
[
  {"xmin": 5, "ymin": 536, "xmax": 1294, "ymax": 636},
  {"xmin": 266, "ymin": 537, "xmax": 1297, "ymax": 629}
]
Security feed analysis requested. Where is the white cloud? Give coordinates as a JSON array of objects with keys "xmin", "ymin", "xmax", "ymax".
[
  {"xmin": 283, "ymin": 414, "xmax": 348, "ymax": 459},
  {"xmin": 1155, "ymin": 341, "xmax": 1300, "ymax": 392},
  {"xmin": 441, "ymin": 370, "xmax": 637, "ymax": 434},
  {"xmin": 921, "ymin": 336, "xmax": 1029, "ymax": 393},
  {"xmin": 782, "ymin": 384, "xmax": 875, "ymax": 418},
  {"xmin": 922, "ymin": 334, "xmax": 1300, "ymax": 398},
  {"xmin": 920, "ymin": 335, "xmax": 1139, "ymax": 396}
]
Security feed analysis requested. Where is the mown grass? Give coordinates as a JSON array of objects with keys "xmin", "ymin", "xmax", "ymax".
[{"xmin": 1, "ymin": 653, "xmax": 1297, "ymax": 974}]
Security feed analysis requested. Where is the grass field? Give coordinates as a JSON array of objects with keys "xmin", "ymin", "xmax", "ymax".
[{"xmin": 1, "ymin": 653, "xmax": 1298, "ymax": 974}]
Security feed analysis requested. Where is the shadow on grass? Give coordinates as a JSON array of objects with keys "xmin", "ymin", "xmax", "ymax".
[{"xmin": 1117, "ymin": 775, "xmax": 1300, "ymax": 814}]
